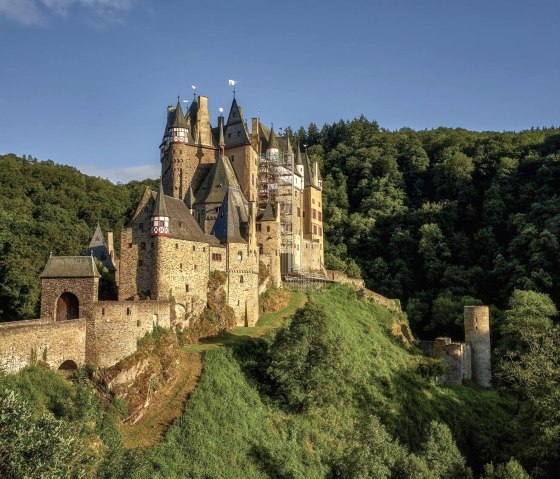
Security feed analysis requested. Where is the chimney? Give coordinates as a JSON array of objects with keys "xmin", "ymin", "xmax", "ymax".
[
  {"xmin": 196, "ymin": 95, "xmax": 212, "ymax": 146},
  {"xmin": 107, "ymin": 232, "xmax": 114, "ymax": 259}
]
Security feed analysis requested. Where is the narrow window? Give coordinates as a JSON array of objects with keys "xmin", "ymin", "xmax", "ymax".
[
  {"xmin": 140, "ymin": 242, "xmax": 146, "ymax": 250},
  {"xmin": 127, "ymin": 308, "xmax": 131, "ymax": 316},
  {"xmin": 192, "ymin": 245, "xmax": 196, "ymax": 252},
  {"xmin": 139, "ymin": 260, "xmax": 143, "ymax": 266},
  {"xmin": 267, "ymin": 225, "xmax": 270, "ymax": 232},
  {"xmin": 180, "ymin": 263, "xmax": 183, "ymax": 271},
  {"xmin": 175, "ymin": 243, "xmax": 179, "ymax": 249},
  {"xmin": 128, "ymin": 243, "xmax": 133, "ymax": 248},
  {"xmin": 240, "ymin": 275, "xmax": 244, "ymax": 283},
  {"xmin": 185, "ymin": 284, "xmax": 189, "ymax": 292},
  {"xmin": 237, "ymin": 251, "xmax": 243, "ymax": 261},
  {"xmin": 101, "ymin": 307, "xmax": 105, "ymax": 316},
  {"xmin": 194, "ymin": 264, "xmax": 197, "ymax": 270}
]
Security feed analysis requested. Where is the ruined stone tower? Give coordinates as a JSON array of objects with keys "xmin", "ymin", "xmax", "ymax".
[{"xmin": 464, "ymin": 305, "xmax": 491, "ymax": 387}]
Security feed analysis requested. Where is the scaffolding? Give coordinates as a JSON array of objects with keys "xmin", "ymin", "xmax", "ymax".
[{"xmin": 258, "ymin": 146, "xmax": 297, "ymax": 275}]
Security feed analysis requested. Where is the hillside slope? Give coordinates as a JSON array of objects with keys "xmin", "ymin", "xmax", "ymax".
[{"xmin": 125, "ymin": 285, "xmax": 518, "ymax": 478}]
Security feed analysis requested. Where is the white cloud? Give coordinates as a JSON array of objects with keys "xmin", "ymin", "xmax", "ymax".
[
  {"xmin": 0, "ymin": 0, "xmax": 135, "ymax": 25},
  {"xmin": 81, "ymin": 163, "xmax": 159, "ymax": 184},
  {"xmin": 0, "ymin": 0, "xmax": 45, "ymax": 25}
]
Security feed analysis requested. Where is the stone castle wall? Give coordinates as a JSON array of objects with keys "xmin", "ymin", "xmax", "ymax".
[
  {"xmin": 89, "ymin": 300, "xmax": 170, "ymax": 368},
  {"xmin": 0, "ymin": 318, "xmax": 87, "ymax": 374},
  {"xmin": 226, "ymin": 243, "xmax": 259, "ymax": 326},
  {"xmin": 257, "ymin": 219, "xmax": 281, "ymax": 287},
  {"xmin": 433, "ymin": 337, "xmax": 472, "ymax": 385}
]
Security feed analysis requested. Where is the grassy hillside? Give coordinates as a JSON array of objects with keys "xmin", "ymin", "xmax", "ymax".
[{"xmin": 128, "ymin": 285, "xmax": 518, "ymax": 478}]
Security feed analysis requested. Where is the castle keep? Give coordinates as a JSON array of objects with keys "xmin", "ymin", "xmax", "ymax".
[{"xmin": 0, "ymin": 92, "xmax": 325, "ymax": 374}]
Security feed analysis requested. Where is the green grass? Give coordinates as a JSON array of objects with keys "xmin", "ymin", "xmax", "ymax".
[
  {"xmin": 134, "ymin": 285, "xmax": 519, "ymax": 477},
  {"xmin": 183, "ymin": 290, "xmax": 307, "ymax": 353}
]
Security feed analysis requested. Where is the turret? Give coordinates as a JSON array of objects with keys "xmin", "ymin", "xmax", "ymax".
[
  {"xmin": 151, "ymin": 182, "xmax": 170, "ymax": 237},
  {"xmin": 285, "ymin": 134, "xmax": 294, "ymax": 165}
]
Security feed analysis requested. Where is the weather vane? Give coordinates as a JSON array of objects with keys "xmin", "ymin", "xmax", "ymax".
[
  {"xmin": 191, "ymin": 85, "xmax": 197, "ymax": 99},
  {"xmin": 228, "ymin": 79, "xmax": 238, "ymax": 96}
]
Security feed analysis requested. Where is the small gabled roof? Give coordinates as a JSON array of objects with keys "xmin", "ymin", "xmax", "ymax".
[
  {"xmin": 87, "ymin": 223, "xmax": 116, "ymax": 271},
  {"xmin": 195, "ymin": 155, "xmax": 241, "ymax": 205},
  {"xmin": 211, "ymin": 186, "xmax": 248, "ymax": 244},
  {"xmin": 40, "ymin": 256, "xmax": 101, "ymax": 278},
  {"xmin": 88, "ymin": 223, "xmax": 105, "ymax": 249},
  {"xmin": 152, "ymin": 182, "xmax": 169, "ymax": 217},
  {"xmin": 259, "ymin": 203, "xmax": 278, "ymax": 222}
]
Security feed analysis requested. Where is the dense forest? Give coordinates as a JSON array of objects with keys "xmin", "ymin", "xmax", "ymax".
[
  {"xmin": 0, "ymin": 153, "xmax": 156, "ymax": 320},
  {"xmin": 293, "ymin": 120, "xmax": 560, "ymax": 338}
]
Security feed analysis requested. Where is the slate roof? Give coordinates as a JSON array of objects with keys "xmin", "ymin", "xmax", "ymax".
[
  {"xmin": 40, "ymin": 256, "xmax": 101, "ymax": 278},
  {"xmin": 148, "ymin": 191, "xmax": 220, "ymax": 244},
  {"xmin": 259, "ymin": 202, "xmax": 278, "ymax": 222},
  {"xmin": 172, "ymin": 99, "xmax": 188, "ymax": 128},
  {"xmin": 211, "ymin": 186, "xmax": 248, "ymax": 244},
  {"xmin": 152, "ymin": 182, "xmax": 169, "ymax": 217},
  {"xmin": 195, "ymin": 155, "xmax": 241, "ymax": 205},
  {"xmin": 224, "ymin": 97, "xmax": 251, "ymax": 147}
]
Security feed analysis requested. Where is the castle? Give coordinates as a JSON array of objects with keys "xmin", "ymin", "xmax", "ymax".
[
  {"xmin": 419, "ymin": 305, "xmax": 492, "ymax": 387},
  {"xmin": 0, "ymin": 92, "xmax": 325, "ymax": 374}
]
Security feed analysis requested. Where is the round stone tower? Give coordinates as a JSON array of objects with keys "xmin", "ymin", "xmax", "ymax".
[{"xmin": 464, "ymin": 305, "xmax": 491, "ymax": 387}]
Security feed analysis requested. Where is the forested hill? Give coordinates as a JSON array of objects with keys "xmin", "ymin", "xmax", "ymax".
[
  {"xmin": 0, "ymin": 153, "xmax": 156, "ymax": 320},
  {"xmin": 2, "ymin": 122, "xmax": 560, "ymax": 337},
  {"xmin": 295, "ymin": 120, "xmax": 560, "ymax": 338}
]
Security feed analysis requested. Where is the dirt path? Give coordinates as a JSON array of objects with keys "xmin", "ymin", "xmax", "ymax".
[{"xmin": 120, "ymin": 350, "xmax": 202, "ymax": 449}]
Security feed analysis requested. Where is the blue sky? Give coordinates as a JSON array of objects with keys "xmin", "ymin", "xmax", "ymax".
[{"xmin": 1, "ymin": 0, "xmax": 559, "ymax": 182}]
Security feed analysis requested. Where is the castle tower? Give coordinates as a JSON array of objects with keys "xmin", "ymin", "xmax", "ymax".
[
  {"xmin": 295, "ymin": 143, "xmax": 304, "ymax": 178},
  {"xmin": 464, "ymin": 305, "xmax": 491, "ymax": 387},
  {"xmin": 160, "ymin": 99, "xmax": 193, "ymax": 200}
]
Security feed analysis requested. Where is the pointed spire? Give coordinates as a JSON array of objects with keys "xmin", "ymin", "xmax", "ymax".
[
  {"xmin": 151, "ymin": 182, "xmax": 170, "ymax": 237},
  {"xmin": 286, "ymin": 134, "xmax": 293, "ymax": 155},
  {"xmin": 172, "ymin": 98, "xmax": 188, "ymax": 128},
  {"xmin": 268, "ymin": 124, "xmax": 279, "ymax": 150},
  {"xmin": 295, "ymin": 143, "xmax": 303, "ymax": 166},
  {"xmin": 152, "ymin": 182, "xmax": 169, "ymax": 218}
]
